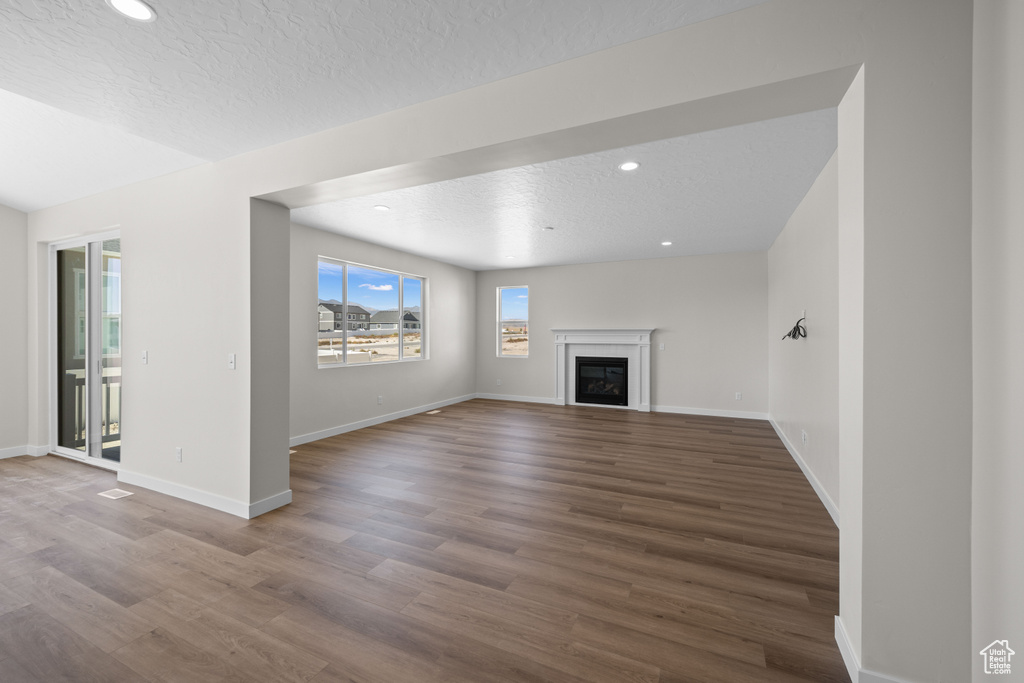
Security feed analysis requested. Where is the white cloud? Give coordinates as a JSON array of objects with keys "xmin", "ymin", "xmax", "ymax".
[
  {"xmin": 359, "ymin": 284, "xmax": 394, "ymax": 291},
  {"xmin": 518, "ymin": 295, "xmax": 528, "ymax": 298}
]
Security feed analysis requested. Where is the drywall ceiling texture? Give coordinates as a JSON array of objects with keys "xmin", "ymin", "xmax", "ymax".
[
  {"xmin": 0, "ymin": 0, "xmax": 767, "ymax": 162},
  {"xmin": 293, "ymin": 109, "xmax": 837, "ymax": 270}
]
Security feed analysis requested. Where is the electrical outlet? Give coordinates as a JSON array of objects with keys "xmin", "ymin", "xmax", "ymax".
[
  {"xmin": 377, "ymin": 395, "xmax": 383, "ymax": 405},
  {"xmin": 659, "ymin": 343, "xmax": 665, "ymax": 351},
  {"xmin": 801, "ymin": 430, "xmax": 808, "ymax": 445},
  {"xmin": 175, "ymin": 447, "xmax": 182, "ymax": 462},
  {"xmin": 497, "ymin": 378, "xmax": 502, "ymax": 386},
  {"xmin": 735, "ymin": 392, "xmax": 742, "ymax": 400}
]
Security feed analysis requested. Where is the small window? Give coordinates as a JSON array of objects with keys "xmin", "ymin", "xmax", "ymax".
[
  {"xmin": 318, "ymin": 258, "xmax": 426, "ymax": 367},
  {"xmin": 498, "ymin": 286, "xmax": 528, "ymax": 357}
]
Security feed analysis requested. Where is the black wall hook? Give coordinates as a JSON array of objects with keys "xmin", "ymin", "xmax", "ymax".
[{"xmin": 782, "ymin": 317, "xmax": 807, "ymax": 340}]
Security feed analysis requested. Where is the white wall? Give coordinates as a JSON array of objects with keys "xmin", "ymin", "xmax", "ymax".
[
  {"xmin": 973, "ymin": 2, "xmax": 1024, "ymax": 679},
  {"xmin": 27, "ymin": 168, "xmax": 259, "ymax": 513},
  {"xmin": 289, "ymin": 222, "xmax": 477, "ymax": 443},
  {"xmin": 0, "ymin": 203, "xmax": 28, "ymax": 456},
  {"xmin": 852, "ymin": 2, "xmax": 973, "ymax": 678},
  {"xmin": 768, "ymin": 152, "xmax": 839, "ymax": 521},
  {"xmin": 17, "ymin": 4, "xmax": 974, "ymax": 677},
  {"xmin": 475, "ymin": 253, "xmax": 769, "ymax": 416},
  {"xmin": 836, "ymin": 67, "xmax": 867, "ymax": 672}
]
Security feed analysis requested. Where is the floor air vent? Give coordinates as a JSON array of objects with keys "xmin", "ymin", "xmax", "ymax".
[{"xmin": 98, "ymin": 488, "xmax": 134, "ymax": 499}]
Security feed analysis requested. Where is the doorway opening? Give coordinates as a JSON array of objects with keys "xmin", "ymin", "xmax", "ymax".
[{"xmin": 51, "ymin": 233, "xmax": 122, "ymax": 465}]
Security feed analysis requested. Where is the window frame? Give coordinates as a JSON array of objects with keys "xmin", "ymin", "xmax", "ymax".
[
  {"xmin": 497, "ymin": 285, "xmax": 529, "ymax": 359},
  {"xmin": 317, "ymin": 257, "xmax": 426, "ymax": 368}
]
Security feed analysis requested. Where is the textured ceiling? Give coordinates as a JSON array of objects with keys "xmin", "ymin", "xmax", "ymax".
[
  {"xmin": 1, "ymin": 0, "xmax": 837, "ymax": 271},
  {"xmin": 0, "ymin": 0, "xmax": 767, "ymax": 162},
  {"xmin": 293, "ymin": 109, "xmax": 838, "ymax": 270}
]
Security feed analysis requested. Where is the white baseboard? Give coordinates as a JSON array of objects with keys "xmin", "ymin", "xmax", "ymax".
[
  {"xmin": 835, "ymin": 616, "xmax": 915, "ymax": 683},
  {"xmin": 475, "ymin": 394, "xmax": 559, "ymax": 404},
  {"xmin": 0, "ymin": 445, "xmax": 49, "ymax": 459},
  {"xmin": 117, "ymin": 469, "xmax": 291, "ymax": 519},
  {"xmin": 475, "ymin": 397, "xmax": 765, "ymax": 419},
  {"xmin": 835, "ymin": 616, "xmax": 861, "ymax": 682},
  {"xmin": 289, "ymin": 393, "xmax": 478, "ymax": 447},
  {"xmin": 769, "ymin": 418, "xmax": 839, "ymax": 527},
  {"xmin": 858, "ymin": 670, "xmax": 914, "ymax": 683},
  {"xmin": 248, "ymin": 489, "xmax": 293, "ymax": 518},
  {"xmin": 651, "ymin": 405, "xmax": 770, "ymax": 420}
]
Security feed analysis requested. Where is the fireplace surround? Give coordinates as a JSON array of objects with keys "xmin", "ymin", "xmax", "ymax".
[{"xmin": 552, "ymin": 328, "xmax": 653, "ymax": 411}]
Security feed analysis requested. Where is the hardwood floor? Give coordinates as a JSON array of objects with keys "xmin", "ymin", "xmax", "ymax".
[{"xmin": 0, "ymin": 399, "xmax": 849, "ymax": 682}]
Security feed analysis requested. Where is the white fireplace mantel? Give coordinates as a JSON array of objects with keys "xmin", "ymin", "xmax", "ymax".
[{"xmin": 552, "ymin": 328, "xmax": 654, "ymax": 412}]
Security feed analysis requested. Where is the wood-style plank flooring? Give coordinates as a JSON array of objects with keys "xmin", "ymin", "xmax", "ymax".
[{"xmin": 0, "ymin": 399, "xmax": 849, "ymax": 682}]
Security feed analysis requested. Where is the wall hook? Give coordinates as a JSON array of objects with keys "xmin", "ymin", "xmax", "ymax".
[{"xmin": 782, "ymin": 317, "xmax": 807, "ymax": 340}]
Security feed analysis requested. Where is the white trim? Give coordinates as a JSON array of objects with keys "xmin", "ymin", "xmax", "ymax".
[
  {"xmin": 552, "ymin": 328, "xmax": 654, "ymax": 412},
  {"xmin": 652, "ymin": 405, "xmax": 770, "ymax": 420},
  {"xmin": 289, "ymin": 394, "xmax": 477, "ymax": 447},
  {"xmin": 48, "ymin": 227, "xmax": 121, "ymax": 251},
  {"xmin": 770, "ymin": 417, "xmax": 839, "ymax": 527},
  {"xmin": 0, "ymin": 446, "xmax": 31, "ymax": 460},
  {"xmin": 50, "ymin": 449, "xmax": 119, "ymax": 472},
  {"xmin": 834, "ymin": 617, "xmax": 915, "ymax": 683},
  {"xmin": 248, "ymin": 489, "xmax": 294, "ymax": 518},
  {"xmin": 859, "ymin": 671, "xmax": 914, "ymax": 683},
  {"xmin": 835, "ymin": 616, "xmax": 861, "ymax": 683},
  {"xmin": 117, "ymin": 469, "xmax": 288, "ymax": 519},
  {"xmin": 476, "ymin": 397, "xmax": 765, "ymax": 418},
  {"xmin": 475, "ymin": 394, "xmax": 559, "ymax": 404},
  {"xmin": 27, "ymin": 445, "xmax": 51, "ymax": 457},
  {"xmin": 497, "ymin": 285, "xmax": 529, "ymax": 358},
  {"xmin": 48, "ymin": 230, "xmax": 122, "ymax": 464},
  {"xmin": 48, "ymin": 242, "xmax": 58, "ymax": 456},
  {"xmin": 317, "ymin": 257, "xmax": 427, "ymax": 366}
]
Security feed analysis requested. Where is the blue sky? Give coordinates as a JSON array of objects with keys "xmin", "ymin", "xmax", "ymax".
[
  {"xmin": 318, "ymin": 261, "xmax": 420, "ymax": 310},
  {"xmin": 500, "ymin": 287, "xmax": 528, "ymax": 320}
]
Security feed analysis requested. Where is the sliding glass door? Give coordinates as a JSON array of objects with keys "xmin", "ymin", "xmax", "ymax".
[{"xmin": 53, "ymin": 235, "xmax": 122, "ymax": 464}]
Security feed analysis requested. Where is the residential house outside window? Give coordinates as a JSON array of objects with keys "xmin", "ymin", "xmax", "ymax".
[{"xmin": 317, "ymin": 257, "xmax": 426, "ymax": 366}]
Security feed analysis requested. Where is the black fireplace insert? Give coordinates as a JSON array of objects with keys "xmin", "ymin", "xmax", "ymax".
[{"xmin": 575, "ymin": 356, "xmax": 628, "ymax": 406}]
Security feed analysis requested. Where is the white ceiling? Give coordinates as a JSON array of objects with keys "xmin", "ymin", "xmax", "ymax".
[
  {"xmin": 0, "ymin": 88, "xmax": 205, "ymax": 212},
  {"xmin": 293, "ymin": 109, "xmax": 838, "ymax": 270},
  {"xmin": 0, "ymin": 0, "xmax": 840, "ymax": 270},
  {"xmin": 1, "ymin": 0, "xmax": 766, "ymax": 161}
]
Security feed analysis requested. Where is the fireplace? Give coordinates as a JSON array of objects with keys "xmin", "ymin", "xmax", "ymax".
[
  {"xmin": 575, "ymin": 357, "xmax": 628, "ymax": 406},
  {"xmin": 553, "ymin": 328, "xmax": 653, "ymax": 412}
]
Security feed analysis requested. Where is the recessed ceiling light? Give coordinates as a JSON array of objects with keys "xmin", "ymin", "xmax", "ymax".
[
  {"xmin": 105, "ymin": 0, "xmax": 157, "ymax": 22},
  {"xmin": 661, "ymin": 241, "xmax": 673, "ymax": 246},
  {"xmin": 618, "ymin": 161, "xmax": 640, "ymax": 172},
  {"xmin": 373, "ymin": 205, "xmax": 390, "ymax": 211},
  {"xmin": 505, "ymin": 255, "xmax": 516, "ymax": 259},
  {"xmin": 542, "ymin": 226, "xmax": 555, "ymax": 231}
]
